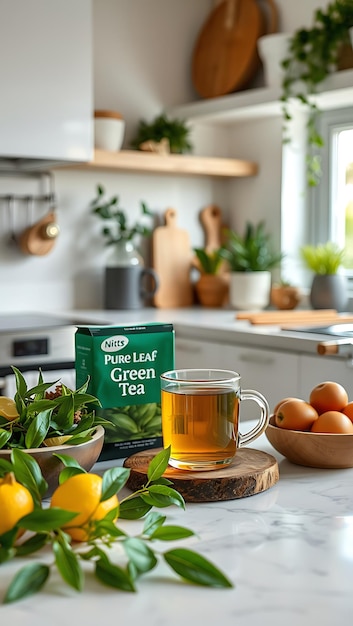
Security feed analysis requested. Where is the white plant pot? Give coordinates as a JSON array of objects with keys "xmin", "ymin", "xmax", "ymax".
[
  {"xmin": 94, "ymin": 110, "xmax": 125, "ymax": 151},
  {"xmin": 229, "ymin": 271, "xmax": 271, "ymax": 311},
  {"xmin": 257, "ymin": 33, "xmax": 292, "ymax": 88}
]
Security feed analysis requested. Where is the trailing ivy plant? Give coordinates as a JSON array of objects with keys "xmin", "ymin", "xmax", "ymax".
[
  {"xmin": 0, "ymin": 447, "xmax": 232, "ymax": 603},
  {"xmin": 281, "ymin": 0, "xmax": 353, "ymax": 186}
]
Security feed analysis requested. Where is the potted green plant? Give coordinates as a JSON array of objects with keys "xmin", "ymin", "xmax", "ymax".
[
  {"xmin": 220, "ymin": 221, "xmax": 283, "ymax": 310},
  {"xmin": 0, "ymin": 367, "xmax": 107, "ymax": 495},
  {"xmin": 300, "ymin": 241, "xmax": 348, "ymax": 310},
  {"xmin": 131, "ymin": 112, "xmax": 193, "ymax": 154},
  {"xmin": 281, "ymin": 0, "xmax": 353, "ymax": 186},
  {"xmin": 193, "ymin": 247, "xmax": 229, "ymax": 308},
  {"xmin": 90, "ymin": 184, "xmax": 158, "ymax": 309}
]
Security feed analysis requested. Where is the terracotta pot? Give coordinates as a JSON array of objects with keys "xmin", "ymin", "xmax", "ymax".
[
  {"xmin": 270, "ymin": 285, "xmax": 302, "ymax": 310},
  {"xmin": 195, "ymin": 274, "xmax": 229, "ymax": 308}
]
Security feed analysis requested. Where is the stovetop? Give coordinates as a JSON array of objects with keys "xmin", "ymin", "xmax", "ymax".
[{"xmin": 0, "ymin": 312, "xmax": 111, "ymax": 333}]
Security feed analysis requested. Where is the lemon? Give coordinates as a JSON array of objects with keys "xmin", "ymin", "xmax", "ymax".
[
  {"xmin": 50, "ymin": 473, "xmax": 119, "ymax": 542},
  {"xmin": 43, "ymin": 435, "xmax": 72, "ymax": 447},
  {"xmin": 0, "ymin": 473, "xmax": 34, "ymax": 535},
  {"xmin": 0, "ymin": 397, "xmax": 19, "ymax": 421}
]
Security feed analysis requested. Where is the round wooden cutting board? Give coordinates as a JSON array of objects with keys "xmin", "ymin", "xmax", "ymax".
[
  {"xmin": 192, "ymin": 0, "xmax": 264, "ymax": 98},
  {"xmin": 123, "ymin": 447, "xmax": 279, "ymax": 502}
]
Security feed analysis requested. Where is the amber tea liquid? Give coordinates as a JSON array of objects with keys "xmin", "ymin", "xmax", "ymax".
[{"xmin": 161, "ymin": 386, "xmax": 239, "ymax": 470}]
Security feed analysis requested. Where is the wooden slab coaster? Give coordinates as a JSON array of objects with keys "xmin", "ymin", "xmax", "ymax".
[{"xmin": 123, "ymin": 447, "xmax": 279, "ymax": 502}]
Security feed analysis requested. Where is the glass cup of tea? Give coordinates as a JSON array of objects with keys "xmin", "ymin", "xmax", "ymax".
[{"xmin": 160, "ymin": 369, "xmax": 269, "ymax": 471}]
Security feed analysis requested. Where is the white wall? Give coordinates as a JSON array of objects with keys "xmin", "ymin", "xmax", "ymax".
[{"xmin": 0, "ymin": 0, "xmax": 331, "ymax": 312}]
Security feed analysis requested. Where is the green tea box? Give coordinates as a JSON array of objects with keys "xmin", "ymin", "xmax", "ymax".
[{"xmin": 75, "ymin": 323, "xmax": 175, "ymax": 460}]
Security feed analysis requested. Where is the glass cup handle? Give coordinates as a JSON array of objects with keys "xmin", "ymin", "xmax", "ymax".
[{"xmin": 238, "ymin": 389, "xmax": 270, "ymax": 447}]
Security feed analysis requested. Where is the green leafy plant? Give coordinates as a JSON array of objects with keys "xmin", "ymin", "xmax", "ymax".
[
  {"xmin": 194, "ymin": 248, "xmax": 224, "ymax": 275},
  {"xmin": 0, "ymin": 367, "xmax": 106, "ymax": 450},
  {"xmin": 0, "ymin": 447, "xmax": 232, "ymax": 603},
  {"xmin": 90, "ymin": 184, "xmax": 154, "ymax": 245},
  {"xmin": 301, "ymin": 241, "xmax": 345, "ymax": 274},
  {"xmin": 281, "ymin": 0, "xmax": 353, "ymax": 186},
  {"xmin": 220, "ymin": 222, "xmax": 283, "ymax": 272},
  {"xmin": 131, "ymin": 113, "xmax": 192, "ymax": 154}
]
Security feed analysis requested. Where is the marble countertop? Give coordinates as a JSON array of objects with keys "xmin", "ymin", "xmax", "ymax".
[
  {"xmin": 1, "ymin": 425, "xmax": 353, "ymax": 625},
  {"xmin": 65, "ymin": 307, "xmax": 353, "ymax": 357}
]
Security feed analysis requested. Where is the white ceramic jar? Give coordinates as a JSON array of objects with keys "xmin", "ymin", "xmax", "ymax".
[
  {"xmin": 257, "ymin": 33, "xmax": 292, "ymax": 88},
  {"xmin": 94, "ymin": 110, "xmax": 125, "ymax": 151}
]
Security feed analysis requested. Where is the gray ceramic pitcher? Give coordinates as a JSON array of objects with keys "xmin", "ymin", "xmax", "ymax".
[{"xmin": 104, "ymin": 266, "xmax": 159, "ymax": 310}]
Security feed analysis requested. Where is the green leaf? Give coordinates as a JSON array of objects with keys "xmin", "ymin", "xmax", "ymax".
[
  {"xmin": 0, "ymin": 458, "xmax": 13, "ymax": 475},
  {"xmin": 0, "ymin": 429, "xmax": 11, "ymax": 449},
  {"xmin": 123, "ymin": 537, "xmax": 158, "ymax": 576},
  {"xmin": 58, "ymin": 466, "xmax": 86, "ymax": 484},
  {"xmin": 89, "ymin": 518, "xmax": 125, "ymax": 539},
  {"xmin": 119, "ymin": 496, "xmax": 152, "ymax": 520},
  {"xmin": 24, "ymin": 409, "xmax": 51, "ymax": 449},
  {"xmin": 147, "ymin": 446, "xmax": 170, "ymax": 482},
  {"xmin": 10, "ymin": 448, "xmax": 48, "ymax": 504},
  {"xmin": 53, "ymin": 539, "xmax": 84, "ymax": 591},
  {"xmin": 141, "ymin": 485, "xmax": 185, "ymax": 509},
  {"xmin": 149, "ymin": 525, "xmax": 195, "ymax": 541},
  {"xmin": 20, "ymin": 508, "xmax": 77, "ymax": 532},
  {"xmin": 15, "ymin": 533, "xmax": 48, "ymax": 557},
  {"xmin": 54, "ymin": 453, "xmax": 85, "ymax": 469},
  {"xmin": 95, "ymin": 557, "xmax": 136, "ymax": 592},
  {"xmin": 0, "ymin": 546, "xmax": 15, "ymax": 564},
  {"xmin": 4, "ymin": 563, "xmax": 50, "ymax": 603},
  {"xmin": 163, "ymin": 548, "xmax": 233, "ymax": 588},
  {"xmin": 142, "ymin": 511, "xmax": 166, "ymax": 536},
  {"xmin": 101, "ymin": 467, "xmax": 130, "ymax": 501}
]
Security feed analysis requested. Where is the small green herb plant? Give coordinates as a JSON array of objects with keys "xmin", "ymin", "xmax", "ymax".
[
  {"xmin": 220, "ymin": 222, "xmax": 283, "ymax": 272},
  {"xmin": 131, "ymin": 113, "xmax": 192, "ymax": 154},
  {"xmin": 90, "ymin": 184, "xmax": 154, "ymax": 245},
  {"xmin": 0, "ymin": 367, "xmax": 105, "ymax": 450},
  {"xmin": 301, "ymin": 241, "xmax": 345, "ymax": 274},
  {"xmin": 281, "ymin": 0, "xmax": 353, "ymax": 186},
  {"xmin": 194, "ymin": 248, "xmax": 224, "ymax": 275},
  {"xmin": 0, "ymin": 447, "xmax": 232, "ymax": 603}
]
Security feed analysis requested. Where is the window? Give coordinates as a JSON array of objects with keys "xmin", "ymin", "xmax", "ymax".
[{"xmin": 311, "ymin": 107, "xmax": 353, "ymax": 274}]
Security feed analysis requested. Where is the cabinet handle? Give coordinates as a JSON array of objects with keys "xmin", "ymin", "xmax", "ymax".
[{"xmin": 238, "ymin": 353, "xmax": 275, "ymax": 365}]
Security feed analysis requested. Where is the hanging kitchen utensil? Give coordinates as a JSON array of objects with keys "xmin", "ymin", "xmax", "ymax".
[
  {"xmin": 18, "ymin": 194, "xmax": 60, "ymax": 256},
  {"xmin": 152, "ymin": 208, "xmax": 194, "ymax": 308},
  {"xmin": 192, "ymin": 0, "xmax": 278, "ymax": 98}
]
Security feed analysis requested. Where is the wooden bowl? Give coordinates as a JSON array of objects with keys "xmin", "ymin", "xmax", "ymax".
[
  {"xmin": 265, "ymin": 416, "xmax": 353, "ymax": 468},
  {"xmin": 0, "ymin": 426, "xmax": 105, "ymax": 496}
]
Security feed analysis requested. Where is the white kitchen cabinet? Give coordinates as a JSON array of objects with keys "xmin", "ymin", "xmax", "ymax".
[
  {"xmin": 0, "ymin": 0, "xmax": 92, "ymax": 169},
  {"xmin": 175, "ymin": 337, "xmax": 223, "ymax": 369},
  {"xmin": 298, "ymin": 354, "xmax": 353, "ymax": 400},
  {"xmin": 175, "ymin": 337, "xmax": 300, "ymax": 420}
]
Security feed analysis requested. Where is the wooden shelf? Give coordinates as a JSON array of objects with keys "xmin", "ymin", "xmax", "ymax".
[{"xmin": 64, "ymin": 149, "xmax": 258, "ymax": 178}]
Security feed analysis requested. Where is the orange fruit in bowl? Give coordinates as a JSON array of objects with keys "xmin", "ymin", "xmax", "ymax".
[
  {"xmin": 309, "ymin": 381, "xmax": 348, "ymax": 415},
  {"xmin": 342, "ymin": 402, "xmax": 353, "ymax": 423},
  {"xmin": 310, "ymin": 410, "xmax": 353, "ymax": 434},
  {"xmin": 50, "ymin": 472, "xmax": 119, "ymax": 542},
  {"xmin": 275, "ymin": 399, "xmax": 318, "ymax": 431},
  {"xmin": 272, "ymin": 397, "xmax": 304, "ymax": 416}
]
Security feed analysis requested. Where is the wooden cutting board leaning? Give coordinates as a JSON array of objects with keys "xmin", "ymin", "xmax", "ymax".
[
  {"xmin": 152, "ymin": 208, "xmax": 194, "ymax": 308},
  {"xmin": 192, "ymin": 0, "xmax": 278, "ymax": 98}
]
